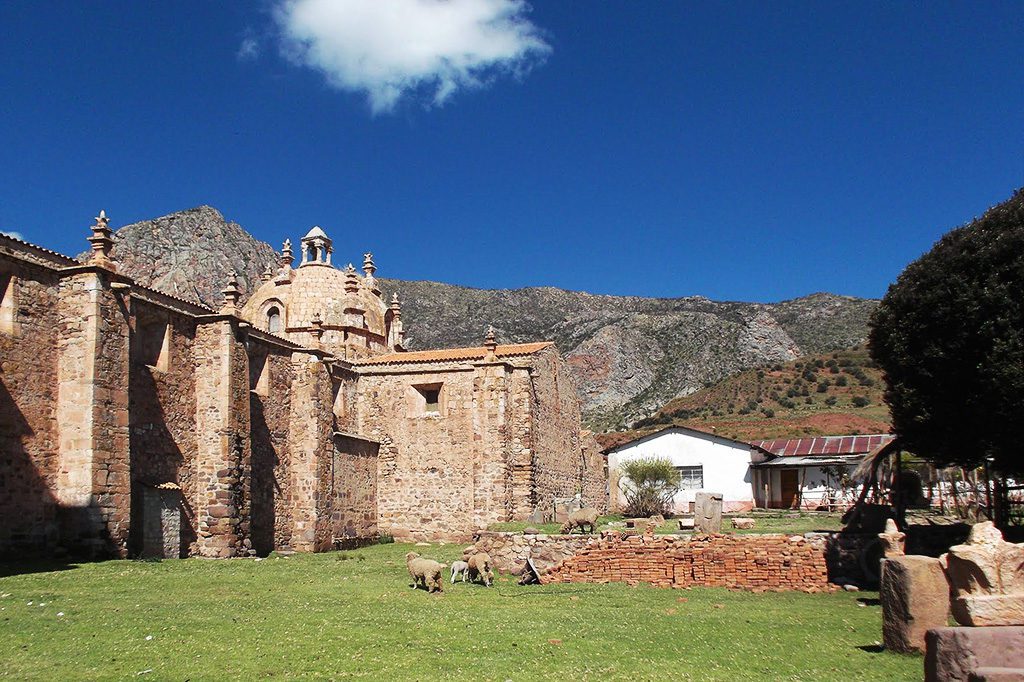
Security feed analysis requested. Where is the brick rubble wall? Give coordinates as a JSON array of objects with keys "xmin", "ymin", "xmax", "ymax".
[{"xmin": 541, "ymin": 532, "xmax": 834, "ymax": 592}]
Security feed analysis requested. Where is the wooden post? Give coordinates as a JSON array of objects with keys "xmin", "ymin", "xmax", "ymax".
[
  {"xmin": 893, "ymin": 450, "xmax": 905, "ymax": 530},
  {"xmin": 982, "ymin": 459, "xmax": 994, "ymax": 522}
]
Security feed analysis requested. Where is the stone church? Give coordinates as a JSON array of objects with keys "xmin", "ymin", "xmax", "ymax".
[{"xmin": 0, "ymin": 213, "xmax": 606, "ymax": 559}]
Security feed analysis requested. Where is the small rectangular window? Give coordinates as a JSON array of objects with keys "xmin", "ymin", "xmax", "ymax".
[
  {"xmin": 422, "ymin": 388, "xmax": 440, "ymax": 414},
  {"xmin": 249, "ymin": 352, "xmax": 270, "ymax": 397},
  {"xmin": 136, "ymin": 320, "xmax": 170, "ymax": 371},
  {"xmin": 675, "ymin": 465, "xmax": 703, "ymax": 490},
  {"xmin": 411, "ymin": 383, "xmax": 444, "ymax": 417}
]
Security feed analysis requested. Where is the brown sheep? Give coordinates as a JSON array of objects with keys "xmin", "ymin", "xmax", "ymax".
[
  {"xmin": 405, "ymin": 551, "xmax": 444, "ymax": 593},
  {"xmin": 561, "ymin": 507, "xmax": 600, "ymax": 534},
  {"xmin": 467, "ymin": 551, "xmax": 493, "ymax": 587}
]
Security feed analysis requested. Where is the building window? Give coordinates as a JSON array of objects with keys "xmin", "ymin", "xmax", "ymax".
[
  {"xmin": 411, "ymin": 383, "xmax": 444, "ymax": 417},
  {"xmin": 249, "ymin": 352, "xmax": 270, "ymax": 397},
  {"xmin": 136, "ymin": 320, "xmax": 170, "ymax": 371},
  {"xmin": 266, "ymin": 306, "xmax": 281, "ymax": 333},
  {"xmin": 422, "ymin": 388, "xmax": 440, "ymax": 414},
  {"xmin": 675, "ymin": 465, "xmax": 703, "ymax": 490}
]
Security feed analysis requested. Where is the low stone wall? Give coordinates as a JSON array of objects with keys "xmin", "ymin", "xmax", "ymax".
[
  {"xmin": 472, "ymin": 531, "xmax": 597, "ymax": 574},
  {"xmin": 540, "ymin": 532, "xmax": 834, "ymax": 592}
]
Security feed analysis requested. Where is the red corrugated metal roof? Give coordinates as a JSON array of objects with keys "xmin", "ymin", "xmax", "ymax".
[{"xmin": 751, "ymin": 434, "xmax": 894, "ymax": 457}]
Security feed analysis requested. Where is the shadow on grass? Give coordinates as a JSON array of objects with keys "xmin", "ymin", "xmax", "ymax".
[
  {"xmin": 857, "ymin": 645, "xmax": 886, "ymax": 654},
  {"xmin": 0, "ymin": 560, "xmax": 79, "ymax": 578},
  {"xmin": 857, "ymin": 597, "xmax": 881, "ymax": 606}
]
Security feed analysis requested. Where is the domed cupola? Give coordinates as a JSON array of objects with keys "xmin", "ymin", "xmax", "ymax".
[
  {"xmin": 300, "ymin": 226, "xmax": 332, "ymax": 266},
  {"xmin": 240, "ymin": 226, "xmax": 406, "ymax": 360}
]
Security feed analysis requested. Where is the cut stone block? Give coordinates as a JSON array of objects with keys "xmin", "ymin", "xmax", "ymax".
[
  {"xmin": 925, "ymin": 626, "xmax": 1024, "ymax": 682},
  {"xmin": 880, "ymin": 555, "xmax": 951, "ymax": 653},
  {"xmin": 694, "ymin": 492, "xmax": 723, "ymax": 534}
]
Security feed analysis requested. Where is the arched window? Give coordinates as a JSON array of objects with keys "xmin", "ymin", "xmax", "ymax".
[{"xmin": 266, "ymin": 306, "xmax": 281, "ymax": 333}]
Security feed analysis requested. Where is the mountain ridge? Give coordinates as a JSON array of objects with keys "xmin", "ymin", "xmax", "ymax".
[{"xmin": 87, "ymin": 206, "xmax": 878, "ymax": 430}]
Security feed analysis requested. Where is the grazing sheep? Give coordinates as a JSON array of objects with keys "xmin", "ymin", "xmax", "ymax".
[
  {"xmin": 561, "ymin": 507, "xmax": 600, "ymax": 534},
  {"xmin": 405, "ymin": 551, "xmax": 445, "ymax": 593},
  {"xmin": 450, "ymin": 560, "xmax": 469, "ymax": 583},
  {"xmin": 467, "ymin": 552, "xmax": 493, "ymax": 587}
]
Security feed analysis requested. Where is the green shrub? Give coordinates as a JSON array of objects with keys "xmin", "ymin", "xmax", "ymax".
[{"xmin": 618, "ymin": 457, "xmax": 681, "ymax": 517}]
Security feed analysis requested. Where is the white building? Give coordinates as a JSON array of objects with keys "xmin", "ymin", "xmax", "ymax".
[{"xmin": 603, "ymin": 426, "xmax": 756, "ymax": 513}]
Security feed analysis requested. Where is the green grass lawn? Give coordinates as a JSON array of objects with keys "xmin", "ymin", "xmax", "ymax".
[{"xmin": 0, "ymin": 543, "xmax": 918, "ymax": 681}]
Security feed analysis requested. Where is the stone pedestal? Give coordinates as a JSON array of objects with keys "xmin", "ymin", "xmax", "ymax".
[
  {"xmin": 925, "ymin": 626, "xmax": 1024, "ymax": 682},
  {"xmin": 880, "ymin": 555, "xmax": 951, "ymax": 653},
  {"xmin": 943, "ymin": 522, "xmax": 1024, "ymax": 627},
  {"xmin": 694, "ymin": 492, "xmax": 723, "ymax": 534}
]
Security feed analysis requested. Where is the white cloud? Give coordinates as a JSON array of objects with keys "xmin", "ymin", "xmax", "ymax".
[
  {"xmin": 275, "ymin": 0, "xmax": 551, "ymax": 113},
  {"xmin": 238, "ymin": 36, "xmax": 261, "ymax": 62},
  {"xmin": 1, "ymin": 230, "xmax": 23, "ymax": 241}
]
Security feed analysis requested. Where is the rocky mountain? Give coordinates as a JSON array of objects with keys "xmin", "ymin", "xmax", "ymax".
[
  {"xmin": 83, "ymin": 206, "xmax": 279, "ymax": 307},
  {"xmin": 92, "ymin": 206, "xmax": 879, "ymax": 430},
  {"xmin": 597, "ymin": 347, "xmax": 891, "ymax": 450}
]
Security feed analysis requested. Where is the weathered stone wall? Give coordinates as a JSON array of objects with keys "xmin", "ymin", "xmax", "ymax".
[
  {"xmin": 356, "ymin": 363, "xmax": 504, "ymax": 541},
  {"xmin": 193, "ymin": 319, "xmax": 250, "ymax": 558},
  {"xmin": 128, "ymin": 299, "xmax": 198, "ymax": 557},
  {"xmin": 286, "ymin": 351, "xmax": 334, "ymax": 552},
  {"xmin": 472, "ymin": 530, "xmax": 598, "ymax": 574},
  {"xmin": 529, "ymin": 348, "xmax": 607, "ymax": 514},
  {"xmin": 55, "ymin": 269, "xmax": 131, "ymax": 557},
  {"xmin": 330, "ymin": 434, "xmax": 379, "ymax": 542},
  {"xmin": 246, "ymin": 339, "xmax": 294, "ymax": 555},
  {"xmin": 542, "ymin": 532, "xmax": 833, "ymax": 592},
  {"xmin": 0, "ymin": 254, "xmax": 61, "ymax": 556}
]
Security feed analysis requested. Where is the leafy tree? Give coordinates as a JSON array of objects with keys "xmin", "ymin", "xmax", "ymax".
[
  {"xmin": 618, "ymin": 457, "xmax": 681, "ymax": 517},
  {"xmin": 869, "ymin": 188, "xmax": 1024, "ymax": 475}
]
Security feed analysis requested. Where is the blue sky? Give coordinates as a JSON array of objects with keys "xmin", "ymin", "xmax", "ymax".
[{"xmin": 1, "ymin": 2, "xmax": 1021, "ymax": 302}]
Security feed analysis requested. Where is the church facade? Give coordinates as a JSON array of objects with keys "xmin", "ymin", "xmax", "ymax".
[{"xmin": 0, "ymin": 213, "xmax": 605, "ymax": 559}]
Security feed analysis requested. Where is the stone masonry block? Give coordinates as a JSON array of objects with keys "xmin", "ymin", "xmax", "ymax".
[
  {"xmin": 880, "ymin": 555, "xmax": 951, "ymax": 654},
  {"xmin": 925, "ymin": 627, "xmax": 1024, "ymax": 682}
]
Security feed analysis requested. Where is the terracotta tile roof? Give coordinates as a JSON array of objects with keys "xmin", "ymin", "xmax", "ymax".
[
  {"xmin": 751, "ymin": 434, "xmax": 894, "ymax": 457},
  {"xmin": 355, "ymin": 341, "xmax": 553, "ymax": 366},
  {"xmin": 0, "ymin": 232, "xmax": 79, "ymax": 266}
]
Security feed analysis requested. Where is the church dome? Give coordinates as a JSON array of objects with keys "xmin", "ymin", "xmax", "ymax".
[{"xmin": 240, "ymin": 228, "xmax": 403, "ymax": 359}]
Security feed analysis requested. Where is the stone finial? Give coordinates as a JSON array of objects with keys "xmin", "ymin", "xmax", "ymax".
[
  {"xmin": 363, "ymin": 252, "xmax": 376, "ymax": 279},
  {"xmin": 484, "ymin": 325, "xmax": 498, "ymax": 360},
  {"xmin": 220, "ymin": 272, "xmax": 241, "ymax": 314},
  {"xmin": 87, "ymin": 209, "xmax": 116, "ymax": 269},
  {"xmin": 390, "ymin": 292, "xmax": 402, "ymax": 315},
  {"xmin": 344, "ymin": 264, "xmax": 359, "ymax": 293},
  {"xmin": 879, "ymin": 518, "xmax": 906, "ymax": 557},
  {"xmin": 942, "ymin": 521, "xmax": 1024, "ymax": 626},
  {"xmin": 281, "ymin": 239, "xmax": 294, "ymax": 268},
  {"xmin": 261, "ymin": 265, "xmax": 273, "ymax": 282},
  {"xmin": 310, "ymin": 312, "xmax": 324, "ymax": 347}
]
